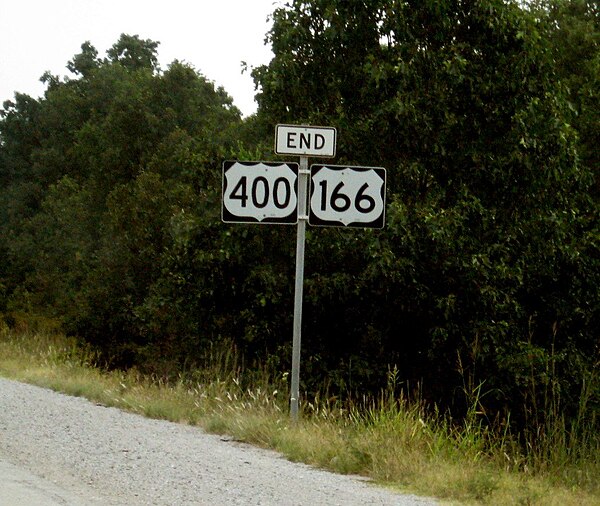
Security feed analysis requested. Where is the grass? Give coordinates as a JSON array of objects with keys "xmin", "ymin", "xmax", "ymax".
[{"xmin": 0, "ymin": 320, "xmax": 598, "ymax": 506}]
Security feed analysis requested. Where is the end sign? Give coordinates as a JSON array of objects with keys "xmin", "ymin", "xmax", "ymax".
[{"xmin": 275, "ymin": 124, "xmax": 336, "ymax": 158}]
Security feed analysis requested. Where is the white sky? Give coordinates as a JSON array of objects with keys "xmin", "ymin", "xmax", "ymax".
[{"xmin": 0, "ymin": 0, "xmax": 280, "ymax": 117}]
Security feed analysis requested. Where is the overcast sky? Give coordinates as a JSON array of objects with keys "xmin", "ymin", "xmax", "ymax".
[{"xmin": 0, "ymin": 0, "xmax": 280, "ymax": 117}]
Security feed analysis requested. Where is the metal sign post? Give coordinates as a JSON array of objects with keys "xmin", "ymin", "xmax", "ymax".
[
  {"xmin": 290, "ymin": 155, "xmax": 309, "ymax": 422},
  {"xmin": 274, "ymin": 125, "xmax": 338, "ymax": 422}
]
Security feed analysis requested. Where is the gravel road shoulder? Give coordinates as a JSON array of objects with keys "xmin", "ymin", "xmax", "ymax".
[{"xmin": 0, "ymin": 377, "xmax": 439, "ymax": 505}]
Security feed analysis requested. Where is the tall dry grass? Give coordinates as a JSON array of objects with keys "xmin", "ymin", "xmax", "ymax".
[{"xmin": 1, "ymin": 319, "xmax": 598, "ymax": 505}]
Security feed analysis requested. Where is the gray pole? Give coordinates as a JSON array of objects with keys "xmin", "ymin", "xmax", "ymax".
[{"xmin": 290, "ymin": 156, "xmax": 309, "ymax": 421}]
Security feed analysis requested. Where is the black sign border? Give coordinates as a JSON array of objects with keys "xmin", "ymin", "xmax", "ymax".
[
  {"xmin": 308, "ymin": 164, "xmax": 386, "ymax": 229},
  {"xmin": 222, "ymin": 160, "xmax": 299, "ymax": 225}
]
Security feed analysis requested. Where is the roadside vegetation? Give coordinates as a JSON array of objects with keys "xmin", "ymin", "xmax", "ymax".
[
  {"xmin": 1, "ymin": 320, "xmax": 598, "ymax": 506},
  {"xmin": 1, "ymin": 2, "xmax": 598, "ymax": 505}
]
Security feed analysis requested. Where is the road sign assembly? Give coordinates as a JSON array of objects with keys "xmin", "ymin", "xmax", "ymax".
[{"xmin": 222, "ymin": 124, "xmax": 386, "ymax": 421}]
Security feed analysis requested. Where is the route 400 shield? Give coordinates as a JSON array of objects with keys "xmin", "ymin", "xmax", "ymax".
[
  {"xmin": 309, "ymin": 165, "xmax": 386, "ymax": 228},
  {"xmin": 222, "ymin": 161, "xmax": 299, "ymax": 224}
]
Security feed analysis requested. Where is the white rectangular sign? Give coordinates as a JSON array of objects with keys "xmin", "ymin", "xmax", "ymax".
[{"xmin": 275, "ymin": 124, "xmax": 336, "ymax": 157}]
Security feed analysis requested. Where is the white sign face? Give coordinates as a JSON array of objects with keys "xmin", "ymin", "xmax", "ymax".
[
  {"xmin": 222, "ymin": 161, "xmax": 298, "ymax": 224},
  {"xmin": 309, "ymin": 165, "xmax": 386, "ymax": 228},
  {"xmin": 275, "ymin": 124, "xmax": 336, "ymax": 157}
]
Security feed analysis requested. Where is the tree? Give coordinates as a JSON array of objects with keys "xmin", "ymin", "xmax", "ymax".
[
  {"xmin": 539, "ymin": 0, "xmax": 599, "ymax": 186},
  {"xmin": 0, "ymin": 35, "xmax": 243, "ymax": 366},
  {"xmin": 67, "ymin": 41, "xmax": 101, "ymax": 77},
  {"xmin": 6, "ymin": 177, "xmax": 95, "ymax": 320},
  {"xmin": 252, "ymin": 0, "xmax": 598, "ymax": 424},
  {"xmin": 106, "ymin": 34, "xmax": 160, "ymax": 72}
]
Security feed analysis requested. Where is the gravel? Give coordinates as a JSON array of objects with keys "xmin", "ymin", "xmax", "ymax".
[{"xmin": 0, "ymin": 377, "xmax": 439, "ymax": 505}]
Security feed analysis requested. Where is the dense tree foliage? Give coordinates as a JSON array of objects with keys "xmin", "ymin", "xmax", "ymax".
[
  {"xmin": 251, "ymin": 0, "xmax": 598, "ymax": 422},
  {"xmin": 1, "ymin": 2, "xmax": 598, "ymax": 436},
  {"xmin": 528, "ymin": 0, "xmax": 599, "ymax": 179},
  {"xmin": 0, "ymin": 34, "xmax": 244, "ymax": 367}
]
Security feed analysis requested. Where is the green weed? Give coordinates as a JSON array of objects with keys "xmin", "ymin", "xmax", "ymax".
[{"xmin": 0, "ymin": 325, "xmax": 598, "ymax": 505}]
